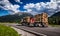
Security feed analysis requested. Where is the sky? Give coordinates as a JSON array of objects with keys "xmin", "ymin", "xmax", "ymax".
[{"xmin": 0, "ymin": 0, "xmax": 60, "ymax": 16}]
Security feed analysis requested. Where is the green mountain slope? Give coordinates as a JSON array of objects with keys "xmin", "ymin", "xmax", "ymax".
[
  {"xmin": 49, "ymin": 11, "xmax": 60, "ymax": 25},
  {"xmin": 51, "ymin": 12, "xmax": 60, "ymax": 17},
  {"xmin": 0, "ymin": 13, "xmax": 33, "ymax": 23}
]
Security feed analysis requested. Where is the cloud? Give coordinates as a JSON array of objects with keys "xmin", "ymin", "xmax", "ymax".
[
  {"xmin": 0, "ymin": 0, "xmax": 60, "ymax": 16},
  {"xmin": 24, "ymin": 3, "xmax": 35, "ymax": 9},
  {"xmin": 46, "ymin": 2, "xmax": 57, "ymax": 9},
  {"xmin": 0, "ymin": 0, "xmax": 20, "ymax": 14},
  {"xmin": 24, "ymin": 0, "xmax": 60, "ymax": 16},
  {"xmin": 15, "ymin": 0, "xmax": 23, "ymax": 4},
  {"xmin": 15, "ymin": 0, "xmax": 20, "ymax": 2}
]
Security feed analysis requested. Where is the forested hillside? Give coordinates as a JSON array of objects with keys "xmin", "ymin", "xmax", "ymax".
[
  {"xmin": 49, "ymin": 11, "xmax": 60, "ymax": 25},
  {"xmin": 0, "ymin": 13, "xmax": 33, "ymax": 23}
]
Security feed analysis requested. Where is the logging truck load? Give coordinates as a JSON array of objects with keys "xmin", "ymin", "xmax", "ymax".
[{"xmin": 21, "ymin": 12, "xmax": 48, "ymax": 27}]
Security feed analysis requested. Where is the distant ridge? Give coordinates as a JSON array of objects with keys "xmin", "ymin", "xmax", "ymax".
[
  {"xmin": 49, "ymin": 11, "xmax": 60, "ymax": 25},
  {"xmin": 0, "ymin": 12, "xmax": 33, "ymax": 23},
  {"xmin": 50, "ymin": 11, "xmax": 60, "ymax": 17}
]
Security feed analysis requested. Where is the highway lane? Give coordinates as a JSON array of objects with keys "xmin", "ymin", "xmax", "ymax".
[{"xmin": 7, "ymin": 24, "xmax": 60, "ymax": 36}]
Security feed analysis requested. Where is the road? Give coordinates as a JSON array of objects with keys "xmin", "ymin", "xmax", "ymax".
[{"xmin": 6, "ymin": 24, "xmax": 60, "ymax": 36}]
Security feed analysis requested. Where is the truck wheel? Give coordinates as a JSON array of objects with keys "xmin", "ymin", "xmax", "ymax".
[
  {"xmin": 27, "ymin": 23, "xmax": 30, "ymax": 26},
  {"xmin": 36, "ymin": 23, "xmax": 40, "ymax": 27},
  {"xmin": 22, "ymin": 23, "xmax": 25, "ymax": 26},
  {"xmin": 41, "ymin": 23, "xmax": 45, "ymax": 27},
  {"xmin": 34, "ymin": 23, "xmax": 36, "ymax": 27},
  {"xmin": 40, "ymin": 22, "xmax": 45, "ymax": 27}
]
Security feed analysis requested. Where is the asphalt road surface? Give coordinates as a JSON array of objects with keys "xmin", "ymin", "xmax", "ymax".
[{"xmin": 7, "ymin": 24, "xmax": 60, "ymax": 36}]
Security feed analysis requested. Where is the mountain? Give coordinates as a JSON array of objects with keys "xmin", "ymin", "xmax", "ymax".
[
  {"xmin": 51, "ymin": 12, "xmax": 60, "ymax": 17},
  {"xmin": 0, "ymin": 12, "xmax": 33, "ymax": 23},
  {"xmin": 49, "ymin": 11, "xmax": 60, "ymax": 25}
]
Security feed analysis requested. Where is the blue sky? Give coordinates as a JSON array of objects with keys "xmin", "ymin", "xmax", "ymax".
[{"xmin": 0, "ymin": 0, "xmax": 60, "ymax": 16}]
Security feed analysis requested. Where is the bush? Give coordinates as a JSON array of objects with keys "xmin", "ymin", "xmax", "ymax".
[{"xmin": 0, "ymin": 24, "xmax": 19, "ymax": 36}]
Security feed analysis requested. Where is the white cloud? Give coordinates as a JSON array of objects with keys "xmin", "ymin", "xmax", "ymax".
[
  {"xmin": 0, "ymin": 0, "xmax": 60, "ymax": 16},
  {"xmin": 15, "ymin": 0, "xmax": 20, "ymax": 2},
  {"xmin": 24, "ymin": 3, "xmax": 35, "ymax": 9},
  {"xmin": 27, "ymin": 9, "xmax": 32, "ymax": 12},
  {"xmin": 0, "ymin": 0, "xmax": 20, "ymax": 14},
  {"xmin": 51, "ymin": 0, "xmax": 60, "ymax": 2},
  {"xmin": 24, "ymin": 0, "xmax": 60, "ymax": 16},
  {"xmin": 49, "ymin": 2, "xmax": 57, "ymax": 9},
  {"xmin": 15, "ymin": 0, "xmax": 23, "ymax": 4},
  {"xmin": 35, "ymin": 3, "xmax": 41, "ymax": 10}
]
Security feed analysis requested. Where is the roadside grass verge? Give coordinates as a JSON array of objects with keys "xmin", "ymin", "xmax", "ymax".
[
  {"xmin": 49, "ymin": 24, "xmax": 60, "ymax": 27},
  {"xmin": 0, "ymin": 22, "xmax": 19, "ymax": 24},
  {"xmin": 0, "ymin": 24, "xmax": 19, "ymax": 36}
]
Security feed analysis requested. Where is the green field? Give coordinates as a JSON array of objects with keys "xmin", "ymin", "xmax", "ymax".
[
  {"xmin": 0, "ymin": 24, "xmax": 19, "ymax": 36},
  {"xmin": 49, "ymin": 24, "xmax": 60, "ymax": 27}
]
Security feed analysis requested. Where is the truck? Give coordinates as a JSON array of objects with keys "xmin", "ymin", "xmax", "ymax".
[{"xmin": 21, "ymin": 12, "xmax": 48, "ymax": 27}]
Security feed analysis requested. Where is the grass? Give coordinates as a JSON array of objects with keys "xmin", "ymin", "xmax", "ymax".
[
  {"xmin": 0, "ymin": 24, "xmax": 19, "ymax": 36},
  {"xmin": 0, "ymin": 22, "xmax": 18, "ymax": 24},
  {"xmin": 49, "ymin": 24, "xmax": 60, "ymax": 27}
]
